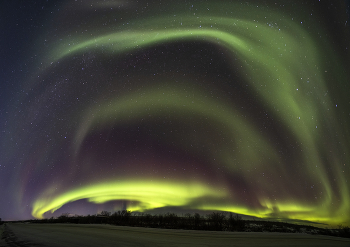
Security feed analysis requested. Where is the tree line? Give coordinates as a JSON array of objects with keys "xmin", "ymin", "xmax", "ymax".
[
  {"xmin": 10, "ymin": 211, "xmax": 349, "ymax": 238},
  {"xmin": 33, "ymin": 211, "xmax": 245, "ymax": 231}
]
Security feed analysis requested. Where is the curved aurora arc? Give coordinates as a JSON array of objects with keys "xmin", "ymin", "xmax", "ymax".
[
  {"xmin": 32, "ymin": 180, "xmax": 226, "ymax": 219},
  {"xmin": 19, "ymin": 2, "xmax": 348, "ymax": 226}
]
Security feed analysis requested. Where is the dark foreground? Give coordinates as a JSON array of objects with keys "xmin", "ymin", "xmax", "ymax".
[{"xmin": 1, "ymin": 223, "xmax": 349, "ymax": 247}]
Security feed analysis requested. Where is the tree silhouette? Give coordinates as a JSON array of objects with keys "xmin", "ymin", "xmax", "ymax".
[
  {"xmin": 338, "ymin": 224, "xmax": 350, "ymax": 238},
  {"xmin": 100, "ymin": 211, "xmax": 111, "ymax": 217},
  {"xmin": 228, "ymin": 213, "xmax": 245, "ymax": 231},
  {"xmin": 207, "ymin": 212, "xmax": 226, "ymax": 231}
]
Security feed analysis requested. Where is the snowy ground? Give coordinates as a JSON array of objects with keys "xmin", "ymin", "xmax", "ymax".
[{"xmin": 1, "ymin": 223, "xmax": 349, "ymax": 247}]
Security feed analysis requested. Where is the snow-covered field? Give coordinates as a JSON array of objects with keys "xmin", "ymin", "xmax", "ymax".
[{"xmin": 1, "ymin": 223, "xmax": 349, "ymax": 247}]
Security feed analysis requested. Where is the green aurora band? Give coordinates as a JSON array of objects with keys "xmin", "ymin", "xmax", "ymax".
[
  {"xmin": 32, "ymin": 180, "xmax": 226, "ymax": 219},
  {"xmin": 29, "ymin": 2, "xmax": 349, "ymax": 226}
]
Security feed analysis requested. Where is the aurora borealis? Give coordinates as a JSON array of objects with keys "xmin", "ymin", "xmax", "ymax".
[{"xmin": 1, "ymin": 1, "xmax": 350, "ymax": 227}]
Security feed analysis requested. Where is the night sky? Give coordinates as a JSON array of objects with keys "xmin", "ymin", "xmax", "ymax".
[{"xmin": 1, "ymin": 1, "xmax": 350, "ymax": 227}]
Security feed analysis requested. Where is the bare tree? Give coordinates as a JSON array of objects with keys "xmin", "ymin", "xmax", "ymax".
[
  {"xmin": 207, "ymin": 212, "xmax": 226, "ymax": 231},
  {"xmin": 100, "ymin": 211, "xmax": 111, "ymax": 217},
  {"xmin": 228, "ymin": 213, "xmax": 245, "ymax": 231}
]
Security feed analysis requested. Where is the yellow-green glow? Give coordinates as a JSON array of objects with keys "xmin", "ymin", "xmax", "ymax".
[
  {"xmin": 32, "ymin": 180, "xmax": 226, "ymax": 219},
  {"xmin": 25, "ymin": 2, "xmax": 349, "ymax": 227}
]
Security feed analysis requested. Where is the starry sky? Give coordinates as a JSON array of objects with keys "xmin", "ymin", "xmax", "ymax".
[{"xmin": 1, "ymin": 0, "xmax": 350, "ymax": 227}]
